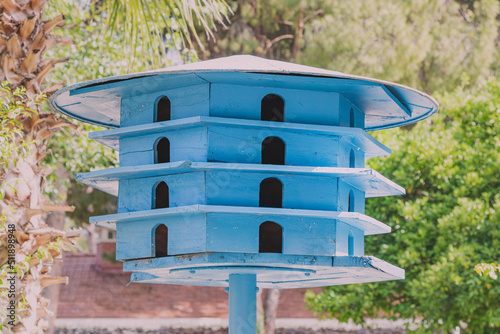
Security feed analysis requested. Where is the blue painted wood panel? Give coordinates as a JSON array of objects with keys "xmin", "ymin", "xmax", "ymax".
[
  {"xmin": 115, "ymin": 211, "xmax": 339, "ymax": 260},
  {"xmin": 210, "ymin": 84, "xmax": 342, "ymax": 126},
  {"xmin": 336, "ymin": 222, "xmax": 364, "ymax": 256},
  {"xmin": 116, "ymin": 212, "xmax": 206, "ymax": 260},
  {"xmin": 207, "ymin": 126, "xmax": 341, "ymax": 167},
  {"xmin": 205, "ymin": 171, "xmax": 339, "ymax": 211},
  {"xmin": 91, "ymin": 205, "xmax": 390, "ymax": 236},
  {"xmin": 206, "ymin": 213, "xmax": 336, "ymax": 256},
  {"xmin": 338, "ymin": 95, "xmax": 365, "ymax": 128},
  {"xmin": 337, "ymin": 179, "xmax": 366, "ymax": 214},
  {"xmin": 119, "ymin": 125, "xmax": 207, "ymax": 167},
  {"xmin": 121, "ymin": 252, "xmax": 405, "ymax": 289},
  {"xmin": 120, "ymin": 83, "xmax": 209, "ymax": 127},
  {"xmin": 78, "ymin": 162, "xmax": 404, "ymax": 200},
  {"xmin": 90, "ymin": 117, "xmax": 390, "ymax": 158},
  {"xmin": 112, "ymin": 206, "xmax": 367, "ymax": 260},
  {"xmin": 338, "ymin": 140, "xmax": 365, "ymax": 168},
  {"xmin": 116, "ymin": 171, "xmax": 341, "ymax": 212},
  {"xmin": 114, "ymin": 121, "xmax": 374, "ymax": 168},
  {"xmin": 117, "ymin": 172, "xmax": 205, "ymax": 213}
]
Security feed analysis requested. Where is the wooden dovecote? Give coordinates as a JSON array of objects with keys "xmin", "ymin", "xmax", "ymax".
[{"xmin": 50, "ymin": 55, "xmax": 438, "ymax": 290}]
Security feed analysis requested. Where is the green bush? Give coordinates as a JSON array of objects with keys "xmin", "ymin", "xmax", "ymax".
[{"xmin": 306, "ymin": 80, "xmax": 500, "ymax": 333}]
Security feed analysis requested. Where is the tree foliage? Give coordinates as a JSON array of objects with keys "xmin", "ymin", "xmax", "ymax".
[
  {"xmin": 102, "ymin": 0, "xmax": 231, "ymax": 67},
  {"xmin": 299, "ymin": 0, "xmax": 499, "ymax": 93},
  {"xmin": 0, "ymin": 84, "xmax": 39, "ymax": 174},
  {"xmin": 204, "ymin": 0, "xmax": 499, "ymax": 93},
  {"xmin": 41, "ymin": 0, "xmax": 174, "ymax": 228},
  {"xmin": 305, "ymin": 79, "xmax": 500, "ymax": 333},
  {"xmin": 0, "ymin": 82, "xmax": 79, "ymax": 332},
  {"xmin": 476, "ymin": 263, "xmax": 500, "ymax": 280}
]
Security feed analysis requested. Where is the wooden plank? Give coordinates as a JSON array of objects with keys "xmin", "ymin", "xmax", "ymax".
[
  {"xmin": 119, "ymin": 126, "xmax": 208, "ymax": 167},
  {"xmin": 89, "ymin": 116, "xmax": 390, "ymax": 158},
  {"xmin": 117, "ymin": 172, "xmax": 205, "ymax": 212},
  {"xmin": 116, "ymin": 212, "xmax": 206, "ymax": 260},
  {"xmin": 77, "ymin": 162, "xmax": 404, "ymax": 198},
  {"xmin": 210, "ymin": 83, "xmax": 340, "ymax": 126},
  {"xmin": 123, "ymin": 253, "xmax": 404, "ymax": 289},
  {"xmin": 207, "ymin": 126, "xmax": 341, "ymax": 167},
  {"xmin": 91, "ymin": 204, "xmax": 390, "ymax": 235},
  {"xmin": 381, "ymin": 84, "xmax": 412, "ymax": 117},
  {"xmin": 206, "ymin": 212, "xmax": 336, "ymax": 256},
  {"xmin": 121, "ymin": 83, "xmax": 210, "ymax": 127},
  {"xmin": 206, "ymin": 171, "xmax": 339, "ymax": 211}
]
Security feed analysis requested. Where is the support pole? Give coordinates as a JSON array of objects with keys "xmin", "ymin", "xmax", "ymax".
[{"xmin": 228, "ymin": 273, "xmax": 257, "ymax": 334}]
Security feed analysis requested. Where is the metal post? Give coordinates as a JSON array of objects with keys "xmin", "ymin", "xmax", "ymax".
[{"xmin": 228, "ymin": 273, "xmax": 257, "ymax": 334}]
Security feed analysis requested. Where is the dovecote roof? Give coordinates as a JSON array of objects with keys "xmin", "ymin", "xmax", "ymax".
[{"xmin": 49, "ymin": 55, "xmax": 438, "ymax": 131}]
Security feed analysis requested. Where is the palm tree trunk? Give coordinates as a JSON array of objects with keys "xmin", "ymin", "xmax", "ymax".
[{"xmin": 0, "ymin": 1, "xmax": 76, "ymax": 332}]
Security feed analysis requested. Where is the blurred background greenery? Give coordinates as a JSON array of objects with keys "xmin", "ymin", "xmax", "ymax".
[{"xmin": 40, "ymin": 0, "xmax": 500, "ymax": 332}]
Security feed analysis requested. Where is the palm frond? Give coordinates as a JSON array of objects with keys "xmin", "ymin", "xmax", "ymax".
[{"xmin": 100, "ymin": 0, "xmax": 231, "ymax": 68}]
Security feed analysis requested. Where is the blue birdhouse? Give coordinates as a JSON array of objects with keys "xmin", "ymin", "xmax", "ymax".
[{"xmin": 50, "ymin": 56, "xmax": 438, "ymax": 333}]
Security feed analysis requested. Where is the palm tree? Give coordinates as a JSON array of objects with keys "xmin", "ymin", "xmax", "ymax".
[{"xmin": 0, "ymin": 0, "xmax": 229, "ymax": 331}]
